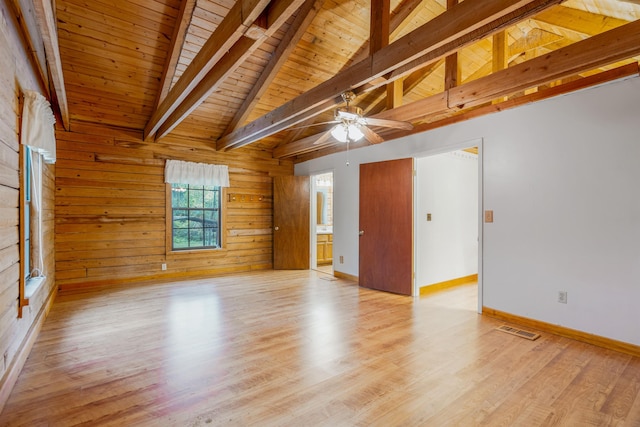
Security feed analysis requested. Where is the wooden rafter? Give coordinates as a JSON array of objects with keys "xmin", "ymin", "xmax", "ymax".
[
  {"xmin": 144, "ymin": 0, "xmax": 274, "ymax": 141},
  {"xmin": 444, "ymin": 0, "xmax": 459, "ymax": 92},
  {"xmin": 154, "ymin": 0, "xmax": 306, "ymax": 140},
  {"xmin": 370, "ymin": 0, "xmax": 391, "ymax": 54},
  {"xmin": 217, "ymin": 0, "xmax": 564, "ymax": 151},
  {"xmin": 223, "ymin": 0, "xmax": 325, "ymax": 135},
  {"xmin": 154, "ymin": 0, "xmax": 196, "ymax": 107},
  {"xmin": 31, "ymin": 0, "xmax": 70, "ymax": 129},
  {"xmin": 342, "ymin": 0, "xmax": 428, "ymax": 72}
]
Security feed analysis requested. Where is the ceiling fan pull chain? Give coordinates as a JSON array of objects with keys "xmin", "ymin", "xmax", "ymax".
[{"xmin": 346, "ymin": 139, "xmax": 350, "ymax": 166}]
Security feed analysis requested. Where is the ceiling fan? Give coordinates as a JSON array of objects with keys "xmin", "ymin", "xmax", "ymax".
[{"xmin": 302, "ymin": 91, "xmax": 413, "ymax": 146}]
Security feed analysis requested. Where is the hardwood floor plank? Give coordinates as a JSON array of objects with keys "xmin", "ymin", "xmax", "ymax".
[{"xmin": 0, "ymin": 270, "xmax": 639, "ymax": 425}]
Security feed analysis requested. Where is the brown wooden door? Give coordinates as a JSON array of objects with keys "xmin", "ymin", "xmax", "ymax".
[
  {"xmin": 273, "ymin": 176, "xmax": 310, "ymax": 270},
  {"xmin": 359, "ymin": 158, "xmax": 413, "ymax": 295}
]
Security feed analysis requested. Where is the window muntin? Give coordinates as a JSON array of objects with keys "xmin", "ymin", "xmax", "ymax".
[{"xmin": 171, "ymin": 184, "xmax": 221, "ymax": 250}]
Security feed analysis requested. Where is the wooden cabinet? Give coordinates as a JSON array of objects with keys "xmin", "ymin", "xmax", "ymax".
[{"xmin": 317, "ymin": 233, "xmax": 333, "ymax": 265}]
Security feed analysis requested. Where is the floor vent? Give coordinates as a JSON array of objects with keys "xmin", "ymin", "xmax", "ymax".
[{"xmin": 496, "ymin": 325, "xmax": 541, "ymax": 341}]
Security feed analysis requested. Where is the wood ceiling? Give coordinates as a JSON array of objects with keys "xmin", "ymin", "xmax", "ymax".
[{"xmin": 51, "ymin": 0, "xmax": 640, "ymax": 161}]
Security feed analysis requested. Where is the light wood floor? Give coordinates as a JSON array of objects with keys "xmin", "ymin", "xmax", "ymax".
[{"xmin": 1, "ymin": 270, "xmax": 639, "ymax": 426}]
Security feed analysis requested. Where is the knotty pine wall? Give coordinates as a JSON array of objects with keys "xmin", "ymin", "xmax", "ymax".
[
  {"xmin": 55, "ymin": 122, "xmax": 293, "ymax": 290},
  {"xmin": 0, "ymin": 1, "xmax": 57, "ymax": 396}
]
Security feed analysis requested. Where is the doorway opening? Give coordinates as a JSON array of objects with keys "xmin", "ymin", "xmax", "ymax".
[
  {"xmin": 311, "ymin": 172, "xmax": 334, "ymax": 275},
  {"xmin": 415, "ymin": 146, "xmax": 480, "ymax": 310}
]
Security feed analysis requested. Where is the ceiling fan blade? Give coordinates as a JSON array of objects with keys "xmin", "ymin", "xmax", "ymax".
[
  {"xmin": 363, "ymin": 117, "xmax": 413, "ymax": 130},
  {"xmin": 288, "ymin": 120, "xmax": 340, "ymax": 130},
  {"xmin": 361, "ymin": 126, "xmax": 384, "ymax": 144},
  {"xmin": 312, "ymin": 130, "xmax": 334, "ymax": 145}
]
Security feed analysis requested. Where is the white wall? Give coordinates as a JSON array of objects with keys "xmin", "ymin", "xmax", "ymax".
[
  {"xmin": 416, "ymin": 151, "xmax": 478, "ymax": 288},
  {"xmin": 296, "ymin": 75, "xmax": 640, "ymax": 346}
]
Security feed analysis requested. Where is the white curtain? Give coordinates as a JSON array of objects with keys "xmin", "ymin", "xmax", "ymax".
[
  {"xmin": 21, "ymin": 90, "xmax": 56, "ymax": 164},
  {"xmin": 164, "ymin": 159, "xmax": 230, "ymax": 187}
]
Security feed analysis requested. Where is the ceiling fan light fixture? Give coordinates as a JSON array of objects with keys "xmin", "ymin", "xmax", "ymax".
[
  {"xmin": 331, "ymin": 123, "xmax": 364, "ymax": 142},
  {"xmin": 348, "ymin": 124, "xmax": 364, "ymax": 141}
]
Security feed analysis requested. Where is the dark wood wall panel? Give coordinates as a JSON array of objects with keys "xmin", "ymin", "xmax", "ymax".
[{"xmin": 55, "ymin": 123, "xmax": 293, "ymax": 290}]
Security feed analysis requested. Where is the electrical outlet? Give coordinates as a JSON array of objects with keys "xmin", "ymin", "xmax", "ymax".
[
  {"xmin": 558, "ymin": 291, "xmax": 567, "ymax": 304},
  {"xmin": 161, "ymin": 263, "xmax": 167, "ymax": 271},
  {"xmin": 339, "ymin": 256, "xmax": 344, "ymax": 264}
]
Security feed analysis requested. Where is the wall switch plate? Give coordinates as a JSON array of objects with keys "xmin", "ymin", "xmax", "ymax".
[
  {"xmin": 339, "ymin": 256, "xmax": 344, "ymax": 264},
  {"xmin": 427, "ymin": 213, "xmax": 432, "ymax": 221},
  {"xmin": 558, "ymin": 291, "xmax": 567, "ymax": 304},
  {"xmin": 485, "ymin": 210, "xmax": 494, "ymax": 223},
  {"xmin": 161, "ymin": 263, "xmax": 167, "ymax": 271}
]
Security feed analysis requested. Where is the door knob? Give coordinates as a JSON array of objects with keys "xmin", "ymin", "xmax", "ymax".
[
  {"xmin": 274, "ymin": 226, "xmax": 280, "ymax": 231},
  {"xmin": 359, "ymin": 230, "xmax": 364, "ymax": 236}
]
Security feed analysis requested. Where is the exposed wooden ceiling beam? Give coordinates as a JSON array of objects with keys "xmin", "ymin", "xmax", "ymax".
[
  {"xmin": 342, "ymin": 0, "xmax": 428, "ymax": 72},
  {"xmin": 154, "ymin": 0, "xmax": 196, "ymax": 107},
  {"xmin": 223, "ymin": 0, "xmax": 325, "ymax": 135},
  {"xmin": 444, "ymin": 0, "xmax": 459, "ymax": 92},
  {"xmin": 448, "ymin": 18, "xmax": 640, "ymax": 109},
  {"xmin": 153, "ymin": 0, "xmax": 306, "ymax": 140},
  {"xmin": 370, "ymin": 0, "xmax": 391, "ymax": 55},
  {"xmin": 144, "ymin": 0, "xmax": 273, "ymax": 140},
  {"xmin": 32, "ymin": 0, "xmax": 70, "ymax": 130},
  {"xmin": 10, "ymin": 0, "xmax": 48, "ymax": 93},
  {"xmin": 217, "ymin": 0, "xmax": 563, "ymax": 151}
]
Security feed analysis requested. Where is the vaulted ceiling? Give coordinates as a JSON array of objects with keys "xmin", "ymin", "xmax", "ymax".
[{"xmin": 52, "ymin": 0, "xmax": 640, "ymax": 161}]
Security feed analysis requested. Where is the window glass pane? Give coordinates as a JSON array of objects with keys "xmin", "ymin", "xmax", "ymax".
[
  {"xmin": 189, "ymin": 210, "xmax": 204, "ymax": 228},
  {"xmin": 173, "ymin": 229, "xmax": 189, "ymax": 249},
  {"xmin": 189, "ymin": 229, "xmax": 204, "ymax": 247},
  {"xmin": 203, "ymin": 190, "xmax": 217, "ymax": 208},
  {"xmin": 204, "ymin": 210, "xmax": 217, "ymax": 223},
  {"xmin": 172, "ymin": 185, "xmax": 188, "ymax": 208},
  {"xmin": 188, "ymin": 187, "xmax": 204, "ymax": 208},
  {"xmin": 204, "ymin": 228, "xmax": 216, "ymax": 247},
  {"xmin": 173, "ymin": 209, "xmax": 188, "ymax": 229}
]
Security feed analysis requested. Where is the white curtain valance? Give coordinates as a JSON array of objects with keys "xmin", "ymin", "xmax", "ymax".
[
  {"xmin": 21, "ymin": 90, "xmax": 56, "ymax": 164},
  {"xmin": 164, "ymin": 159, "xmax": 230, "ymax": 187}
]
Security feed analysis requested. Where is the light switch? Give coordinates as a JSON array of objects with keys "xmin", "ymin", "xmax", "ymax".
[
  {"xmin": 427, "ymin": 213, "xmax": 432, "ymax": 221},
  {"xmin": 485, "ymin": 210, "xmax": 494, "ymax": 223}
]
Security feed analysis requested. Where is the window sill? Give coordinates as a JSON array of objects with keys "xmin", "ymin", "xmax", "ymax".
[
  {"xmin": 168, "ymin": 247, "xmax": 225, "ymax": 256},
  {"xmin": 25, "ymin": 276, "xmax": 46, "ymax": 299}
]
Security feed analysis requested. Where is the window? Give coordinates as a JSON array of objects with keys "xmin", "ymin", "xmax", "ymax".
[
  {"xmin": 23, "ymin": 146, "xmax": 32, "ymax": 280},
  {"xmin": 170, "ymin": 183, "xmax": 221, "ymax": 250}
]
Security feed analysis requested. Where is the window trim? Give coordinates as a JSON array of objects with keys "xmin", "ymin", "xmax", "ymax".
[
  {"xmin": 165, "ymin": 184, "xmax": 227, "ymax": 254},
  {"xmin": 18, "ymin": 145, "xmax": 30, "ymax": 318}
]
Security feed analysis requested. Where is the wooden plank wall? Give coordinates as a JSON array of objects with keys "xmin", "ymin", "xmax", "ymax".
[
  {"xmin": 55, "ymin": 123, "xmax": 293, "ymax": 290},
  {"xmin": 0, "ymin": 0, "xmax": 57, "ymax": 391}
]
